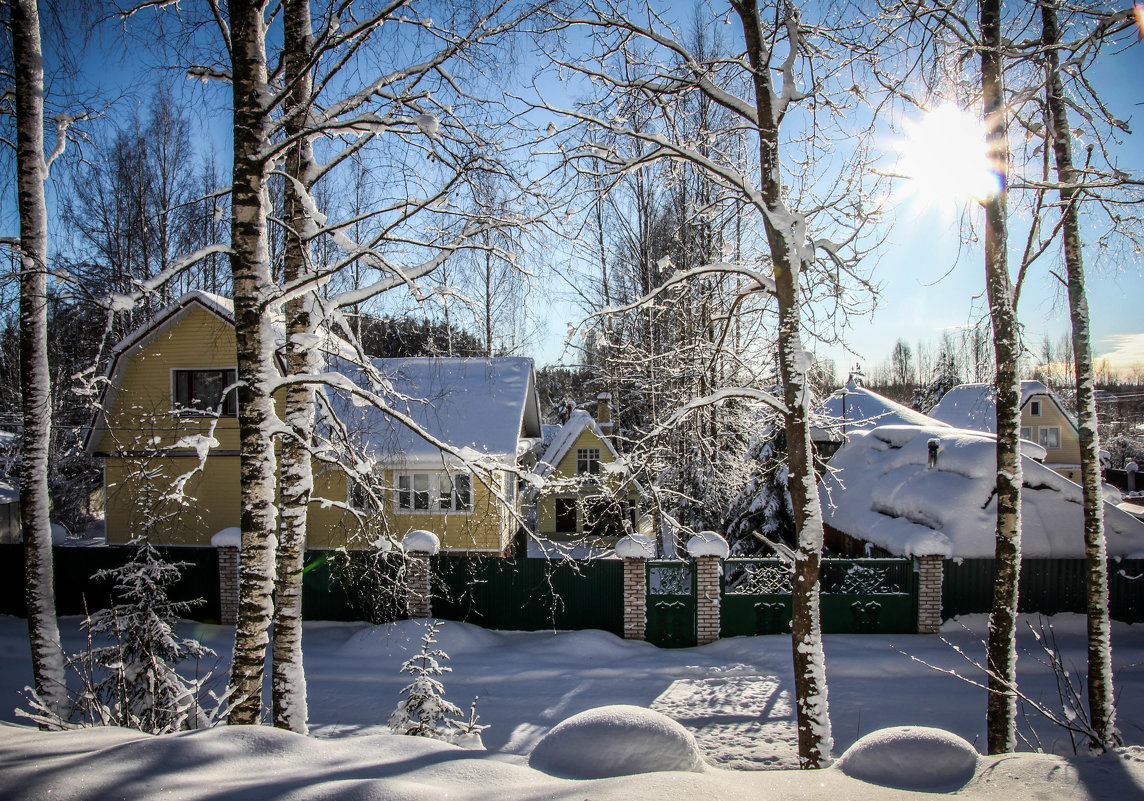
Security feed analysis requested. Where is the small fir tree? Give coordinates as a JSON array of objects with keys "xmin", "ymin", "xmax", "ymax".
[
  {"xmin": 388, "ymin": 621, "xmax": 463, "ymax": 740},
  {"xmin": 78, "ymin": 537, "xmax": 213, "ymax": 733}
]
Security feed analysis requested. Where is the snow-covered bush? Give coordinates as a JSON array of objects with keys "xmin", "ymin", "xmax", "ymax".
[
  {"xmin": 724, "ymin": 426, "xmax": 795, "ymax": 555},
  {"xmin": 388, "ymin": 620, "xmax": 486, "ymax": 746},
  {"xmin": 20, "ymin": 537, "xmax": 216, "ymax": 733}
]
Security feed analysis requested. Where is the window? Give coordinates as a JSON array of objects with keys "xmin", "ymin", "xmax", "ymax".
[
  {"xmin": 173, "ymin": 368, "xmax": 237, "ymax": 416},
  {"xmin": 1020, "ymin": 426, "xmax": 1033, "ymax": 441},
  {"xmin": 576, "ymin": 448, "xmax": 601, "ymax": 475},
  {"xmin": 554, "ymin": 497, "xmax": 578, "ymax": 533},
  {"xmin": 1029, "ymin": 399, "xmax": 1042, "ymax": 417},
  {"xmin": 1038, "ymin": 426, "xmax": 1061, "ymax": 450},
  {"xmin": 396, "ymin": 472, "xmax": 471, "ymax": 513},
  {"xmin": 348, "ymin": 479, "xmax": 379, "ymax": 513}
]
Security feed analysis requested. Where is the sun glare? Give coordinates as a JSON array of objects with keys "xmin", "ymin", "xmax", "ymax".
[{"xmin": 896, "ymin": 104, "xmax": 1002, "ymax": 208}]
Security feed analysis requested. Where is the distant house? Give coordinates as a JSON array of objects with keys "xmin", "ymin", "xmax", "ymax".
[
  {"xmin": 929, "ymin": 380, "xmax": 1082, "ymax": 480},
  {"xmin": 84, "ymin": 291, "xmax": 542, "ymax": 555},
  {"xmin": 819, "ymin": 424, "xmax": 1144, "ymax": 559},
  {"xmin": 811, "ymin": 376, "xmax": 949, "ymax": 458},
  {"xmin": 532, "ymin": 395, "xmax": 640, "ymax": 544}
]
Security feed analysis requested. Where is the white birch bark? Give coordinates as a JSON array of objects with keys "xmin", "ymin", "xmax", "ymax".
[{"xmin": 10, "ymin": 0, "xmax": 67, "ymax": 721}]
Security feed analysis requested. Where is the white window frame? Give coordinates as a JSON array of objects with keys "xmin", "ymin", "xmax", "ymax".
[
  {"xmin": 1038, "ymin": 426, "xmax": 1061, "ymax": 450},
  {"xmin": 171, "ymin": 367, "xmax": 238, "ymax": 417},
  {"xmin": 1029, "ymin": 399, "xmax": 1042, "ymax": 417},
  {"xmin": 576, "ymin": 447, "xmax": 601, "ymax": 475},
  {"xmin": 395, "ymin": 472, "xmax": 472, "ymax": 514},
  {"xmin": 1020, "ymin": 426, "xmax": 1033, "ymax": 441},
  {"xmin": 347, "ymin": 478, "xmax": 380, "ymax": 513}
]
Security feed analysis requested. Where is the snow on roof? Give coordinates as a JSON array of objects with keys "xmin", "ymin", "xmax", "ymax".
[
  {"xmin": 534, "ymin": 410, "xmax": 619, "ymax": 480},
  {"xmin": 812, "ymin": 379, "xmax": 948, "ymax": 442},
  {"xmin": 325, "ymin": 356, "xmax": 541, "ymax": 463},
  {"xmin": 819, "ymin": 424, "xmax": 1144, "ymax": 559},
  {"xmin": 928, "ymin": 380, "xmax": 1074, "ymax": 434}
]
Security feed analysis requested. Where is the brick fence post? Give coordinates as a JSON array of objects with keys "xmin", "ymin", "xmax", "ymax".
[
  {"xmin": 402, "ymin": 530, "xmax": 440, "ymax": 619},
  {"xmin": 687, "ymin": 531, "xmax": 729, "ymax": 646},
  {"xmin": 917, "ymin": 555, "xmax": 944, "ymax": 634},
  {"xmin": 616, "ymin": 534, "xmax": 654, "ymax": 640},
  {"xmin": 211, "ymin": 528, "xmax": 242, "ymax": 625}
]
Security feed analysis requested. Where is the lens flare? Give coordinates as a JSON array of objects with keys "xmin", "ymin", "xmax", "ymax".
[{"xmin": 896, "ymin": 104, "xmax": 1002, "ymax": 207}]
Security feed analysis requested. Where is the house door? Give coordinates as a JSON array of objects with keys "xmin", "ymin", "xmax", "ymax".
[{"xmin": 554, "ymin": 497, "xmax": 578, "ymax": 534}]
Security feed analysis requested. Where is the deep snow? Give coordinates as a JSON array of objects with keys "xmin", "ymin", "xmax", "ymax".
[{"xmin": 0, "ymin": 613, "xmax": 1142, "ymax": 799}]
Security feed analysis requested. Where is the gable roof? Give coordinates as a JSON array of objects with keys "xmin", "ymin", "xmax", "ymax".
[
  {"xmin": 928, "ymin": 380, "xmax": 1076, "ymax": 434},
  {"xmin": 324, "ymin": 356, "xmax": 542, "ymax": 464},
  {"xmin": 84, "ymin": 292, "xmax": 239, "ymax": 454},
  {"xmin": 534, "ymin": 410, "xmax": 620, "ymax": 480},
  {"xmin": 812, "ymin": 378, "xmax": 948, "ymax": 442},
  {"xmin": 819, "ymin": 424, "xmax": 1144, "ymax": 558}
]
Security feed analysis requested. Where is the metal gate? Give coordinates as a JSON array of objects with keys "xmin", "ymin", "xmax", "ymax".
[
  {"xmin": 722, "ymin": 558, "xmax": 917, "ymax": 636},
  {"xmin": 645, "ymin": 560, "xmax": 696, "ymax": 647}
]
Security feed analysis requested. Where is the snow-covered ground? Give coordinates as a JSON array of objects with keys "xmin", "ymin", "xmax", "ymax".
[{"xmin": 1, "ymin": 613, "xmax": 1142, "ymax": 799}]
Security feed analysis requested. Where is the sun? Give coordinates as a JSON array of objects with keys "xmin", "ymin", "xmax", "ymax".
[{"xmin": 895, "ymin": 104, "xmax": 1003, "ymax": 208}]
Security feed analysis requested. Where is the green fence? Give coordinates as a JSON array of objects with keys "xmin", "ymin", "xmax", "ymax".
[
  {"xmin": 943, "ymin": 558, "xmax": 1144, "ymax": 622},
  {"xmin": 432, "ymin": 556, "xmax": 624, "ymax": 635},
  {"xmin": 722, "ymin": 558, "xmax": 918, "ymax": 637},
  {"xmin": 0, "ymin": 543, "xmax": 221, "ymax": 622}
]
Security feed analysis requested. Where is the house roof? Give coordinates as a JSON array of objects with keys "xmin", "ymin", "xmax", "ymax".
[
  {"xmin": 534, "ymin": 410, "xmax": 620, "ymax": 480},
  {"xmin": 324, "ymin": 356, "xmax": 542, "ymax": 464},
  {"xmin": 811, "ymin": 378, "xmax": 948, "ymax": 442},
  {"xmin": 928, "ymin": 380, "xmax": 1076, "ymax": 434},
  {"xmin": 819, "ymin": 424, "xmax": 1144, "ymax": 559}
]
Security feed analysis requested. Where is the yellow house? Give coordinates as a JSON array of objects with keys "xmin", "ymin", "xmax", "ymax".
[
  {"xmin": 84, "ymin": 291, "xmax": 542, "ymax": 555},
  {"xmin": 533, "ymin": 398, "xmax": 640, "ymax": 543},
  {"xmin": 929, "ymin": 380, "xmax": 1082, "ymax": 480}
]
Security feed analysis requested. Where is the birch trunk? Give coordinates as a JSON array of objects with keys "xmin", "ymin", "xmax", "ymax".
[
  {"xmin": 1040, "ymin": 0, "xmax": 1118, "ymax": 751},
  {"xmin": 11, "ymin": 0, "xmax": 67, "ymax": 721},
  {"xmin": 227, "ymin": 0, "xmax": 279, "ymax": 726},
  {"xmin": 732, "ymin": 0, "xmax": 832, "ymax": 768},
  {"xmin": 272, "ymin": 0, "xmax": 317, "ymax": 734},
  {"xmin": 980, "ymin": 0, "xmax": 1023, "ymax": 755}
]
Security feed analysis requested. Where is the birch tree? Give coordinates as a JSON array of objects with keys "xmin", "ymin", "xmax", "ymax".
[
  {"xmin": 538, "ymin": 0, "xmax": 884, "ymax": 766},
  {"xmin": 4, "ymin": 0, "xmax": 71, "ymax": 722}
]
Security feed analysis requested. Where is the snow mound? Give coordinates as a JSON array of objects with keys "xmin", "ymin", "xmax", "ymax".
[
  {"xmin": 835, "ymin": 725, "xmax": 978, "ymax": 791},
  {"xmin": 615, "ymin": 534, "xmax": 655, "ymax": 559},
  {"xmin": 529, "ymin": 705, "xmax": 704, "ymax": 778},
  {"xmin": 339, "ymin": 619, "xmax": 502, "ymax": 658},
  {"xmin": 401, "ymin": 529, "xmax": 440, "ymax": 555},
  {"xmin": 686, "ymin": 531, "xmax": 729, "ymax": 559},
  {"xmin": 211, "ymin": 527, "xmax": 242, "ymax": 548}
]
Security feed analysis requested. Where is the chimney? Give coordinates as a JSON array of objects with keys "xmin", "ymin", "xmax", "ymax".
[{"xmin": 596, "ymin": 392, "xmax": 613, "ymax": 436}]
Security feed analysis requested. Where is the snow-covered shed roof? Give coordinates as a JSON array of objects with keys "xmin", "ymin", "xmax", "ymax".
[
  {"xmin": 812, "ymin": 378, "xmax": 948, "ymax": 442},
  {"xmin": 819, "ymin": 425, "xmax": 1144, "ymax": 559},
  {"xmin": 534, "ymin": 410, "xmax": 621, "ymax": 480},
  {"xmin": 928, "ymin": 380, "xmax": 1076, "ymax": 434},
  {"xmin": 325, "ymin": 357, "xmax": 542, "ymax": 464}
]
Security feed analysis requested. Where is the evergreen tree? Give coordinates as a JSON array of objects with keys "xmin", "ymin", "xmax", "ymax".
[{"xmin": 388, "ymin": 621, "xmax": 462, "ymax": 740}]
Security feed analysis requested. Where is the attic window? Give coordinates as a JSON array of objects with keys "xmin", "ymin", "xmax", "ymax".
[
  {"xmin": 1030, "ymin": 400, "xmax": 1042, "ymax": 417},
  {"xmin": 173, "ymin": 369, "xmax": 237, "ymax": 416},
  {"xmin": 577, "ymin": 448, "xmax": 601, "ymax": 475}
]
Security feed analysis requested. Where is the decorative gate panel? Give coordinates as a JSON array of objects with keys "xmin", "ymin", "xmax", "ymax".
[{"xmin": 645, "ymin": 561, "xmax": 696, "ymax": 648}]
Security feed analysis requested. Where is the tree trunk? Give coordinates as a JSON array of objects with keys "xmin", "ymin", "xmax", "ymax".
[
  {"xmin": 980, "ymin": 0, "xmax": 1022, "ymax": 755},
  {"xmin": 227, "ymin": 0, "xmax": 279, "ymax": 726},
  {"xmin": 1040, "ymin": 0, "xmax": 1118, "ymax": 751},
  {"xmin": 732, "ymin": 0, "xmax": 832, "ymax": 768},
  {"xmin": 272, "ymin": 0, "xmax": 317, "ymax": 735},
  {"xmin": 11, "ymin": 0, "xmax": 67, "ymax": 722}
]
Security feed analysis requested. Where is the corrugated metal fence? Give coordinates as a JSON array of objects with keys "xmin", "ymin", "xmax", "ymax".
[{"xmin": 943, "ymin": 558, "xmax": 1144, "ymax": 622}]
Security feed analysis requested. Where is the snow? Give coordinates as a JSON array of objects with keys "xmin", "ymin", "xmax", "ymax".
[
  {"xmin": 615, "ymin": 533, "xmax": 656, "ymax": 558},
  {"xmin": 928, "ymin": 381, "xmax": 1073, "ymax": 434},
  {"xmin": 529, "ymin": 704, "xmax": 704, "ymax": 778},
  {"xmin": 402, "ymin": 529, "xmax": 440, "ymax": 555},
  {"xmin": 812, "ymin": 380, "xmax": 949, "ymax": 442},
  {"xmin": 0, "ymin": 614, "xmax": 1143, "ymax": 799},
  {"xmin": 325, "ymin": 357, "xmax": 540, "ymax": 462},
  {"xmin": 686, "ymin": 531, "xmax": 730, "ymax": 559},
  {"xmin": 820, "ymin": 425, "xmax": 1144, "ymax": 558},
  {"xmin": 210, "ymin": 527, "xmax": 242, "ymax": 548},
  {"xmin": 835, "ymin": 726, "xmax": 978, "ymax": 790}
]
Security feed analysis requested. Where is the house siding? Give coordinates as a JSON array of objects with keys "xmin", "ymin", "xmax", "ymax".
[
  {"xmin": 1022, "ymin": 393, "xmax": 1081, "ymax": 475},
  {"xmin": 537, "ymin": 428, "xmax": 636, "ymax": 538}
]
